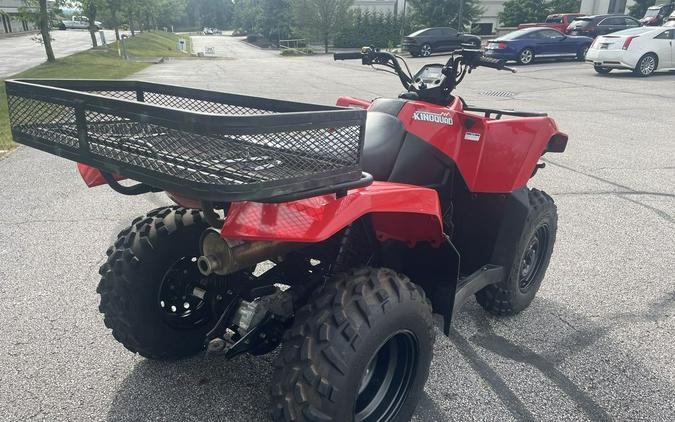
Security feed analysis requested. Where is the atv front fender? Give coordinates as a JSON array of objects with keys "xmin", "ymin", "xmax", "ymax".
[{"xmin": 220, "ymin": 181, "xmax": 444, "ymax": 246}]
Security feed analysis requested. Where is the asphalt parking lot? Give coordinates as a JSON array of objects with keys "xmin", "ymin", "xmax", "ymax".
[
  {"xmin": 0, "ymin": 36, "xmax": 673, "ymax": 421},
  {"xmin": 0, "ymin": 29, "xmax": 123, "ymax": 78}
]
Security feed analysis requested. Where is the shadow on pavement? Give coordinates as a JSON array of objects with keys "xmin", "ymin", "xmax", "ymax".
[
  {"xmin": 108, "ymin": 290, "xmax": 675, "ymax": 421},
  {"xmin": 107, "ymin": 353, "xmax": 274, "ymax": 421}
]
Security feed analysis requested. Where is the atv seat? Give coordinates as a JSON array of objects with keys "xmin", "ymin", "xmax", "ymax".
[{"xmin": 360, "ymin": 99, "xmax": 408, "ymax": 181}]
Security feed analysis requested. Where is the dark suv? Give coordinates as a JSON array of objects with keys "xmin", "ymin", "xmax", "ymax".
[
  {"xmin": 566, "ymin": 14, "xmax": 641, "ymax": 37},
  {"xmin": 402, "ymin": 27, "xmax": 482, "ymax": 57}
]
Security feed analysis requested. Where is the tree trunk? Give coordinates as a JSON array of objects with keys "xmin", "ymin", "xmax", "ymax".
[
  {"xmin": 38, "ymin": 0, "xmax": 55, "ymax": 63},
  {"xmin": 111, "ymin": 9, "xmax": 120, "ymax": 41},
  {"xmin": 128, "ymin": 7, "xmax": 136, "ymax": 36},
  {"xmin": 87, "ymin": 3, "xmax": 98, "ymax": 47},
  {"xmin": 324, "ymin": 35, "xmax": 328, "ymax": 54}
]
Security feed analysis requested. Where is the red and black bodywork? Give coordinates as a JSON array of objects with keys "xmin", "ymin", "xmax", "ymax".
[
  {"xmin": 4, "ymin": 48, "xmax": 566, "ymax": 334},
  {"xmin": 71, "ymin": 84, "xmax": 567, "ymax": 333}
]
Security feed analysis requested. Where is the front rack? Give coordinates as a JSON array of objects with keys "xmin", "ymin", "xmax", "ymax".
[{"xmin": 5, "ymin": 79, "xmax": 369, "ymax": 202}]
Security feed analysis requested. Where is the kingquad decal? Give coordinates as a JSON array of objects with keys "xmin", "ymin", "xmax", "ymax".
[{"xmin": 412, "ymin": 110, "xmax": 453, "ymax": 126}]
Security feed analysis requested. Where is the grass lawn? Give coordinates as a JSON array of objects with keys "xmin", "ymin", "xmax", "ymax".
[{"xmin": 0, "ymin": 31, "xmax": 188, "ymax": 152}]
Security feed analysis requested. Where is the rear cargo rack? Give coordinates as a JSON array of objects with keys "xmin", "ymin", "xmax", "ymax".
[{"xmin": 5, "ymin": 79, "xmax": 369, "ymax": 202}]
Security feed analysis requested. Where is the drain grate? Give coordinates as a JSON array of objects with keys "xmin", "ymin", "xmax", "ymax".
[{"xmin": 479, "ymin": 90, "xmax": 515, "ymax": 97}]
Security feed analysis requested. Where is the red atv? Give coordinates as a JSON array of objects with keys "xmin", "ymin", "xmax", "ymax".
[{"xmin": 5, "ymin": 48, "xmax": 566, "ymax": 421}]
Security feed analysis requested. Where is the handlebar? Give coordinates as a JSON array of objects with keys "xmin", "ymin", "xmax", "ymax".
[
  {"xmin": 332, "ymin": 47, "xmax": 517, "ymax": 101},
  {"xmin": 333, "ymin": 52, "xmax": 363, "ymax": 60}
]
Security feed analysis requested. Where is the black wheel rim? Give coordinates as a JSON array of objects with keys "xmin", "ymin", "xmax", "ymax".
[
  {"xmin": 354, "ymin": 331, "xmax": 418, "ymax": 421},
  {"xmin": 519, "ymin": 225, "xmax": 550, "ymax": 292},
  {"xmin": 158, "ymin": 256, "xmax": 210, "ymax": 329}
]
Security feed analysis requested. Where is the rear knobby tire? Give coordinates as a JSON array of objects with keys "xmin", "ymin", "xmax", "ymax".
[
  {"xmin": 476, "ymin": 189, "xmax": 557, "ymax": 316},
  {"xmin": 97, "ymin": 206, "xmax": 212, "ymax": 360},
  {"xmin": 271, "ymin": 267, "xmax": 435, "ymax": 422}
]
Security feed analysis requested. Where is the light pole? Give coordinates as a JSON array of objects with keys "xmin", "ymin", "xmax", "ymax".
[{"xmin": 458, "ymin": 0, "xmax": 464, "ymax": 32}]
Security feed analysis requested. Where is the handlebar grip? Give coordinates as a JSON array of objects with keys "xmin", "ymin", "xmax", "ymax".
[
  {"xmin": 477, "ymin": 56, "xmax": 506, "ymax": 70},
  {"xmin": 334, "ymin": 52, "xmax": 363, "ymax": 61}
]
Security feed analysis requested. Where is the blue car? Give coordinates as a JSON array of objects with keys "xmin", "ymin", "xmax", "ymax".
[{"xmin": 484, "ymin": 27, "xmax": 593, "ymax": 64}]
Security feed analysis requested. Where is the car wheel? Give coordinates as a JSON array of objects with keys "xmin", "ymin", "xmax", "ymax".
[
  {"xmin": 420, "ymin": 43, "xmax": 432, "ymax": 57},
  {"xmin": 577, "ymin": 44, "xmax": 590, "ymax": 61},
  {"xmin": 594, "ymin": 66, "xmax": 612, "ymax": 74},
  {"xmin": 634, "ymin": 53, "xmax": 657, "ymax": 77},
  {"xmin": 517, "ymin": 48, "xmax": 534, "ymax": 65}
]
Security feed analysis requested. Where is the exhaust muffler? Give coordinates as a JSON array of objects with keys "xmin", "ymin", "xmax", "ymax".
[{"xmin": 197, "ymin": 228, "xmax": 304, "ymax": 276}]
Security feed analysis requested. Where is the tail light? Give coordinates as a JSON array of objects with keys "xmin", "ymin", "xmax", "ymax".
[
  {"xmin": 498, "ymin": 42, "xmax": 507, "ymax": 49},
  {"xmin": 622, "ymin": 36, "xmax": 637, "ymax": 50},
  {"xmin": 547, "ymin": 132, "xmax": 568, "ymax": 153}
]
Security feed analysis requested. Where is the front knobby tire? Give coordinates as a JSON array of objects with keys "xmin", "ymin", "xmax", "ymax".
[
  {"xmin": 271, "ymin": 267, "xmax": 435, "ymax": 422},
  {"xmin": 97, "ymin": 206, "xmax": 213, "ymax": 360},
  {"xmin": 476, "ymin": 189, "xmax": 557, "ymax": 316}
]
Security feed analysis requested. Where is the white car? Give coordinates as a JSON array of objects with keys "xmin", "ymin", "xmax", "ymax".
[
  {"xmin": 585, "ymin": 26, "xmax": 675, "ymax": 76},
  {"xmin": 666, "ymin": 11, "xmax": 675, "ymax": 27},
  {"xmin": 59, "ymin": 16, "xmax": 102, "ymax": 31}
]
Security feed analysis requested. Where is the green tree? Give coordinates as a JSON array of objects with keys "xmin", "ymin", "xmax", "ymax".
[
  {"xmin": 291, "ymin": 0, "xmax": 353, "ymax": 53},
  {"xmin": 20, "ymin": 0, "xmax": 60, "ymax": 62},
  {"xmin": 547, "ymin": 0, "xmax": 581, "ymax": 13},
  {"xmin": 233, "ymin": 0, "xmax": 259, "ymax": 33},
  {"xmin": 257, "ymin": 0, "xmax": 292, "ymax": 42},
  {"xmin": 82, "ymin": 0, "xmax": 104, "ymax": 46},
  {"xmin": 628, "ymin": 0, "xmax": 655, "ymax": 18},
  {"xmin": 38, "ymin": 0, "xmax": 55, "ymax": 62},
  {"xmin": 105, "ymin": 0, "xmax": 122, "ymax": 40},
  {"xmin": 498, "ymin": 0, "xmax": 549, "ymax": 26},
  {"xmin": 408, "ymin": 0, "xmax": 484, "ymax": 30}
]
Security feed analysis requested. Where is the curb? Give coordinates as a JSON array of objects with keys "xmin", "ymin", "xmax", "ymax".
[{"xmin": 0, "ymin": 30, "xmax": 39, "ymax": 40}]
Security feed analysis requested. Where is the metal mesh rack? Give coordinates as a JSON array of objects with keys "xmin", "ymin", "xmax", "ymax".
[{"xmin": 5, "ymin": 79, "xmax": 368, "ymax": 202}]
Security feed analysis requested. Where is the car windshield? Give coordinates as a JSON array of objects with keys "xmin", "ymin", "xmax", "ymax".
[
  {"xmin": 408, "ymin": 29, "xmax": 428, "ymax": 37},
  {"xmin": 499, "ymin": 28, "xmax": 537, "ymax": 40},
  {"xmin": 546, "ymin": 16, "xmax": 563, "ymax": 23},
  {"xmin": 644, "ymin": 9, "xmax": 659, "ymax": 17}
]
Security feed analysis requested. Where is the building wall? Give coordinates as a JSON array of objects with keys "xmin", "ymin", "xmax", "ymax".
[
  {"xmin": 1, "ymin": 0, "xmax": 50, "ymax": 34},
  {"xmin": 580, "ymin": 0, "xmax": 635, "ymax": 14},
  {"xmin": 476, "ymin": 0, "xmax": 509, "ymax": 32},
  {"xmin": 353, "ymin": 0, "xmax": 404, "ymax": 14}
]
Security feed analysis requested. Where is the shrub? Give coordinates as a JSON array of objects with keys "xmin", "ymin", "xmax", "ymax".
[
  {"xmin": 280, "ymin": 47, "xmax": 314, "ymax": 56},
  {"xmin": 334, "ymin": 9, "xmax": 407, "ymax": 49}
]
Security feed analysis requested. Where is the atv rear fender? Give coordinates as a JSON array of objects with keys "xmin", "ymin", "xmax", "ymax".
[
  {"xmin": 336, "ymin": 96, "xmax": 372, "ymax": 109},
  {"xmin": 219, "ymin": 181, "xmax": 444, "ymax": 246}
]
